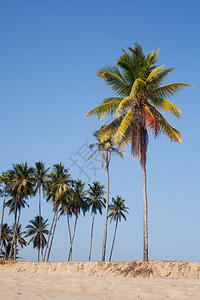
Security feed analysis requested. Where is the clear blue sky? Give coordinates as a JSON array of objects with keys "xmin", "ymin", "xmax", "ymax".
[{"xmin": 0, "ymin": 0, "xmax": 199, "ymax": 262}]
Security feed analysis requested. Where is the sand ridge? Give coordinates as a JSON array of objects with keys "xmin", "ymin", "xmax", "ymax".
[{"xmin": 0, "ymin": 260, "xmax": 200, "ymax": 279}]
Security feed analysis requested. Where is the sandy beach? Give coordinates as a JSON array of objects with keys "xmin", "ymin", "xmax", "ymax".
[{"xmin": 0, "ymin": 261, "xmax": 200, "ymax": 299}]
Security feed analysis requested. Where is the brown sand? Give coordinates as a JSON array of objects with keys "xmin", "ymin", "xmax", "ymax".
[{"xmin": 0, "ymin": 260, "xmax": 200, "ymax": 299}]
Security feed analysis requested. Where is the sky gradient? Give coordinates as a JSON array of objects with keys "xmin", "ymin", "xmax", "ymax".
[{"xmin": 0, "ymin": 0, "xmax": 200, "ymax": 262}]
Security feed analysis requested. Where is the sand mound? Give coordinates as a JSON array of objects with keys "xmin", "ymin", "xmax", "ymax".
[{"xmin": 0, "ymin": 260, "xmax": 200, "ymax": 279}]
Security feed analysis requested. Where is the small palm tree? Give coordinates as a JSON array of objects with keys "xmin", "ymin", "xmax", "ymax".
[
  {"xmin": 25, "ymin": 216, "xmax": 49, "ymax": 261},
  {"xmin": 44, "ymin": 163, "xmax": 71, "ymax": 262},
  {"xmin": 89, "ymin": 126, "xmax": 124, "ymax": 261},
  {"xmin": 1, "ymin": 223, "xmax": 26, "ymax": 260},
  {"xmin": 33, "ymin": 162, "xmax": 49, "ymax": 261},
  {"xmin": 8, "ymin": 162, "xmax": 34, "ymax": 260},
  {"xmin": 0, "ymin": 223, "xmax": 12, "ymax": 259},
  {"xmin": 86, "ymin": 43, "xmax": 192, "ymax": 261},
  {"xmin": 108, "ymin": 196, "xmax": 129, "ymax": 261},
  {"xmin": 0, "ymin": 172, "xmax": 12, "ymax": 249},
  {"xmin": 87, "ymin": 181, "xmax": 105, "ymax": 261},
  {"xmin": 67, "ymin": 180, "xmax": 88, "ymax": 262}
]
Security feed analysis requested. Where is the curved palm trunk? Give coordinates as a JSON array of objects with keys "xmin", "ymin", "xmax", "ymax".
[
  {"xmin": 102, "ymin": 163, "xmax": 109, "ymax": 261},
  {"xmin": 68, "ymin": 213, "xmax": 78, "ymax": 262},
  {"xmin": 66, "ymin": 213, "xmax": 72, "ymax": 261},
  {"xmin": 9, "ymin": 199, "xmax": 18, "ymax": 260},
  {"xmin": 89, "ymin": 212, "xmax": 95, "ymax": 261},
  {"xmin": 142, "ymin": 161, "xmax": 148, "ymax": 261},
  {"xmin": 109, "ymin": 218, "xmax": 118, "ymax": 261},
  {"xmin": 43, "ymin": 212, "xmax": 56, "ymax": 261},
  {"xmin": 38, "ymin": 187, "xmax": 43, "ymax": 262},
  {"xmin": 0, "ymin": 185, "xmax": 7, "ymax": 249},
  {"xmin": 46, "ymin": 209, "xmax": 58, "ymax": 262}
]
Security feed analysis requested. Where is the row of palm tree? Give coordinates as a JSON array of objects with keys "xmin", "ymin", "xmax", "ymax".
[
  {"xmin": 0, "ymin": 162, "xmax": 128, "ymax": 261},
  {"xmin": 2, "ymin": 43, "xmax": 188, "ymax": 262}
]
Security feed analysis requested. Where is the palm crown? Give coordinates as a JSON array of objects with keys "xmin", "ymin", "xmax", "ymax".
[
  {"xmin": 108, "ymin": 196, "xmax": 129, "ymax": 222},
  {"xmin": 87, "ymin": 181, "xmax": 105, "ymax": 215},
  {"xmin": 86, "ymin": 43, "xmax": 192, "ymax": 165}
]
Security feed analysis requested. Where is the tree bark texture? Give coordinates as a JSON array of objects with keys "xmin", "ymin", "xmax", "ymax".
[
  {"xmin": 142, "ymin": 161, "xmax": 148, "ymax": 261},
  {"xmin": 88, "ymin": 212, "xmax": 95, "ymax": 261},
  {"xmin": 109, "ymin": 218, "xmax": 118, "ymax": 262},
  {"xmin": 102, "ymin": 160, "xmax": 109, "ymax": 261}
]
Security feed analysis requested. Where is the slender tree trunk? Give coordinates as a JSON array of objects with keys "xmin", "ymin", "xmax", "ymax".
[
  {"xmin": 43, "ymin": 212, "xmax": 56, "ymax": 261},
  {"xmin": 9, "ymin": 199, "xmax": 18, "ymax": 260},
  {"xmin": 102, "ymin": 163, "xmax": 109, "ymax": 261},
  {"xmin": 38, "ymin": 187, "xmax": 43, "ymax": 262},
  {"xmin": 4, "ymin": 244, "xmax": 8, "ymax": 260},
  {"xmin": 68, "ymin": 214, "xmax": 78, "ymax": 262},
  {"xmin": 142, "ymin": 161, "xmax": 148, "ymax": 261},
  {"xmin": 109, "ymin": 218, "xmax": 118, "ymax": 261},
  {"xmin": 89, "ymin": 212, "xmax": 95, "ymax": 261},
  {"xmin": 0, "ymin": 186, "xmax": 7, "ymax": 249},
  {"xmin": 66, "ymin": 213, "xmax": 72, "ymax": 261},
  {"xmin": 46, "ymin": 209, "xmax": 58, "ymax": 262},
  {"xmin": 14, "ymin": 202, "xmax": 22, "ymax": 260},
  {"xmin": 38, "ymin": 247, "xmax": 40, "ymax": 262}
]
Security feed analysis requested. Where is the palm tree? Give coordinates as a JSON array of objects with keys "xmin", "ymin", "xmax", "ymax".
[
  {"xmin": 108, "ymin": 196, "xmax": 128, "ymax": 261},
  {"xmin": 1, "ymin": 223, "xmax": 26, "ymax": 260},
  {"xmin": 33, "ymin": 162, "xmax": 49, "ymax": 261},
  {"xmin": 86, "ymin": 43, "xmax": 192, "ymax": 261},
  {"xmin": 0, "ymin": 172, "xmax": 12, "ymax": 249},
  {"xmin": 87, "ymin": 181, "xmax": 105, "ymax": 261},
  {"xmin": 44, "ymin": 163, "xmax": 71, "ymax": 262},
  {"xmin": 0, "ymin": 223, "xmax": 12, "ymax": 260},
  {"xmin": 25, "ymin": 216, "xmax": 49, "ymax": 261},
  {"xmin": 67, "ymin": 180, "xmax": 88, "ymax": 262},
  {"xmin": 59, "ymin": 189, "xmax": 73, "ymax": 260},
  {"xmin": 89, "ymin": 126, "xmax": 124, "ymax": 261},
  {"xmin": 14, "ymin": 224, "xmax": 27, "ymax": 249},
  {"xmin": 8, "ymin": 162, "xmax": 34, "ymax": 260}
]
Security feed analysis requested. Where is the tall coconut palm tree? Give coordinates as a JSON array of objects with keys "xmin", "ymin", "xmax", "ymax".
[
  {"xmin": 0, "ymin": 172, "xmax": 12, "ymax": 249},
  {"xmin": 108, "ymin": 196, "xmax": 128, "ymax": 261},
  {"xmin": 67, "ymin": 180, "xmax": 88, "ymax": 262},
  {"xmin": 8, "ymin": 162, "xmax": 34, "ymax": 260},
  {"xmin": 33, "ymin": 162, "xmax": 49, "ymax": 261},
  {"xmin": 44, "ymin": 163, "xmax": 71, "ymax": 262},
  {"xmin": 89, "ymin": 126, "xmax": 124, "ymax": 261},
  {"xmin": 87, "ymin": 181, "xmax": 105, "ymax": 261},
  {"xmin": 86, "ymin": 43, "xmax": 192, "ymax": 261},
  {"xmin": 25, "ymin": 216, "xmax": 49, "ymax": 261}
]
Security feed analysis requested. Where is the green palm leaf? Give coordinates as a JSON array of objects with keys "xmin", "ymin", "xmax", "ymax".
[{"xmin": 97, "ymin": 65, "xmax": 131, "ymax": 96}]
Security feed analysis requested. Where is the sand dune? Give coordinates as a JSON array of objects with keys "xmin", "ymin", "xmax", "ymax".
[{"xmin": 0, "ymin": 261, "xmax": 200, "ymax": 299}]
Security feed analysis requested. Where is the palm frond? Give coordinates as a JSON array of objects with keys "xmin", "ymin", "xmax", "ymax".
[
  {"xmin": 155, "ymin": 83, "xmax": 193, "ymax": 98},
  {"xmin": 97, "ymin": 65, "xmax": 131, "ymax": 96},
  {"xmin": 117, "ymin": 49, "xmax": 136, "ymax": 83},
  {"xmin": 114, "ymin": 96, "xmax": 132, "ymax": 117},
  {"xmin": 85, "ymin": 98, "xmax": 121, "ymax": 119},
  {"xmin": 113, "ymin": 109, "xmax": 134, "ymax": 144},
  {"xmin": 149, "ymin": 97, "xmax": 181, "ymax": 118},
  {"xmin": 98, "ymin": 115, "xmax": 124, "ymax": 141},
  {"xmin": 146, "ymin": 65, "xmax": 164, "ymax": 82},
  {"xmin": 147, "ymin": 104, "xmax": 182, "ymax": 142}
]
